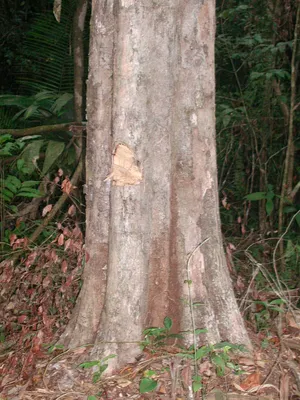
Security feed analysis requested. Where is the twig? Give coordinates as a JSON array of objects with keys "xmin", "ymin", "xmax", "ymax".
[
  {"xmin": 55, "ymin": 392, "xmax": 86, "ymax": 400},
  {"xmin": 0, "ymin": 122, "xmax": 83, "ymax": 137},
  {"xmin": 30, "ymin": 159, "xmax": 83, "ymax": 244},
  {"xmin": 6, "ymin": 158, "xmax": 82, "ymax": 266}
]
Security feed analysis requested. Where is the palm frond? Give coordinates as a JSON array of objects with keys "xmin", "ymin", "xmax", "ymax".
[{"xmin": 15, "ymin": 2, "xmax": 76, "ymax": 95}]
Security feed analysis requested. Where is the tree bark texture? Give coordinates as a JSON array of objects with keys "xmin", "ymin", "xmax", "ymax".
[
  {"xmin": 61, "ymin": 0, "xmax": 251, "ymax": 369},
  {"xmin": 73, "ymin": 0, "xmax": 88, "ymax": 123}
]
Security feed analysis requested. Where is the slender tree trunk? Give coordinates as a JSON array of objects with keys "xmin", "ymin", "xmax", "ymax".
[
  {"xmin": 60, "ymin": 0, "xmax": 251, "ymax": 371},
  {"xmin": 72, "ymin": 0, "xmax": 88, "ymax": 159},
  {"xmin": 278, "ymin": 3, "xmax": 299, "ymax": 268}
]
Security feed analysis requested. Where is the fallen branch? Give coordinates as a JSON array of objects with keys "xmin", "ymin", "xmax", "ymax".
[
  {"xmin": 7, "ymin": 159, "xmax": 83, "ymax": 265},
  {"xmin": 0, "ymin": 122, "xmax": 83, "ymax": 138},
  {"xmin": 29, "ymin": 159, "xmax": 83, "ymax": 244}
]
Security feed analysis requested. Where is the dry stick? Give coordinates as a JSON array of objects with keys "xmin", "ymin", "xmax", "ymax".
[
  {"xmin": 278, "ymin": 3, "xmax": 300, "ymax": 269},
  {"xmin": 0, "ymin": 122, "xmax": 81, "ymax": 137},
  {"xmin": 29, "ymin": 159, "xmax": 83, "ymax": 244},
  {"xmin": 6, "ymin": 159, "xmax": 83, "ymax": 267},
  {"xmin": 55, "ymin": 392, "xmax": 86, "ymax": 400}
]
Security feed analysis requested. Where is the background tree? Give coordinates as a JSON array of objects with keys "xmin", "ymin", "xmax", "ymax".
[{"xmin": 60, "ymin": 0, "xmax": 251, "ymax": 370}]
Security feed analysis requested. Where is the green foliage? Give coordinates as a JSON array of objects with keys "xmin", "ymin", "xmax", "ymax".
[
  {"xmin": 0, "ymin": 175, "xmax": 41, "ymax": 208},
  {"xmin": 245, "ymin": 185, "xmax": 276, "ymax": 216},
  {"xmin": 46, "ymin": 343, "xmax": 65, "ymax": 353},
  {"xmin": 178, "ymin": 341, "xmax": 245, "ymax": 370},
  {"xmin": 79, "ymin": 355, "xmax": 116, "ymax": 383},
  {"xmin": 253, "ymin": 298, "xmax": 286, "ymax": 331},
  {"xmin": 139, "ymin": 377, "xmax": 158, "ymax": 393},
  {"xmin": 0, "ymin": 325, "xmax": 5, "ymax": 343},
  {"xmin": 141, "ymin": 317, "xmax": 245, "ymax": 393},
  {"xmin": 15, "ymin": 5, "xmax": 76, "ymax": 94},
  {"xmin": 0, "ymin": 92, "xmax": 73, "ymax": 122},
  {"xmin": 141, "ymin": 316, "xmax": 183, "ymax": 350},
  {"xmin": 215, "ymin": 0, "xmax": 299, "ymax": 287},
  {"xmin": 192, "ymin": 374, "xmax": 202, "ymax": 392},
  {"xmin": 42, "ymin": 140, "xmax": 66, "ymax": 175}
]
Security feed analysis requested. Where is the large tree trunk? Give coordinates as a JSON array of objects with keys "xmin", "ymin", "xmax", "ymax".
[{"xmin": 60, "ymin": 0, "xmax": 251, "ymax": 370}]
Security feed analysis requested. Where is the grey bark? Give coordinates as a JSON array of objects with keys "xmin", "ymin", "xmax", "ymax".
[
  {"xmin": 61, "ymin": 0, "xmax": 251, "ymax": 371},
  {"xmin": 73, "ymin": 0, "xmax": 88, "ymax": 123}
]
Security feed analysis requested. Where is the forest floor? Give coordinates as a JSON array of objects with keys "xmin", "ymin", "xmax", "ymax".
[{"xmin": 1, "ymin": 237, "xmax": 300, "ymax": 400}]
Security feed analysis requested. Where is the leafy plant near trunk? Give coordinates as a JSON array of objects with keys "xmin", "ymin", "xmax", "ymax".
[
  {"xmin": 253, "ymin": 298, "xmax": 286, "ymax": 332},
  {"xmin": 79, "ymin": 354, "xmax": 117, "ymax": 383},
  {"xmin": 138, "ymin": 317, "xmax": 245, "ymax": 394},
  {"xmin": 77, "ymin": 316, "xmax": 245, "ymax": 395}
]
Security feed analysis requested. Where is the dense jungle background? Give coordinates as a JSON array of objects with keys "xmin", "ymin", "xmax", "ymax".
[{"xmin": 0, "ymin": 0, "xmax": 299, "ymax": 398}]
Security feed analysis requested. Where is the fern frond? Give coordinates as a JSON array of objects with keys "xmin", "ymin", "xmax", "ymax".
[{"xmin": 15, "ymin": 6, "xmax": 75, "ymax": 94}]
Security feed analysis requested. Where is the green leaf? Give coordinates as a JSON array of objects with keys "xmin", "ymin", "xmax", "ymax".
[
  {"xmin": 193, "ymin": 302, "xmax": 204, "ymax": 307},
  {"xmin": 195, "ymin": 328, "xmax": 208, "ymax": 335},
  {"xmin": 0, "ymin": 134, "xmax": 12, "ymax": 144},
  {"xmin": 0, "ymin": 148, "xmax": 13, "ymax": 156},
  {"xmin": 269, "ymin": 299, "xmax": 285, "ymax": 305},
  {"xmin": 99, "ymin": 364, "xmax": 108, "ymax": 375},
  {"xmin": 176, "ymin": 352, "xmax": 194, "ymax": 359},
  {"xmin": 5, "ymin": 182, "xmax": 18, "ymax": 194},
  {"xmin": 87, "ymin": 396, "xmax": 98, "ymax": 400},
  {"xmin": 192, "ymin": 381, "xmax": 202, "ymax": 392},
  {"xmin": 101, "ymin": 354, "xmax": 116, "ymax": 362},
  {"xmin": 211, "ymin": 354, "xmax": 226, "ymax": 376},
  {"xmin": 226, "ymin": 362, "xmax": 236, "ymax": 370},
  {"xmin": 139, "ymin": 378, "xmax": 157, "ymax": 393},
  {"xmin": 17, "ymin": 159, "xmax": 25, "ymax": 171},
  {"xmin": 42, "ymin": 140, "xmax": 65, "ymax": 175},
  {"xmin": 283, "ymin": 206, "xmax": 297, "ymax": 213},
  {"xmin": 92, "ymin": 371, "xmax": 101, "ymax": 383},
  {"xmin": 6, "ymin": 175, "xmax": 22, "ymax": 189},
  {"xmin": 78, "ymin": 361, "xmax": 100, "ymax": 369},
  {"xmin": 223, "ymin": 114, "xmax": 231, "ymax": 127},
  {"xmin": 250, "ymin": 72, "xmax": 264, "ymax": 80},
  {"xmin": 16, "ymin": 189, "xmax": 42, "ymax": 198},
  {"xmin": 47, "ymin": 344, "xmax": 64, "ymax": 353},
  {"xmin": 143, "ymin": 327, "xmax": 165, "ymax": 336},
  {"xmin": 245, "ymin": 192, "xmax": 266, "ymax": 201},
  {"xmin": 0, "ymin": 94, "xmax": 32, "ymax": 107},
  {"xmin": 1, "ymin": 189, "xmax": 14, "ymax": 201},
  {"xmin": 22, "ymin": 140, "xmax": 44, "ymax": 174},
  {"xmin": 193, "ymin": 374, "xmax": 202, "ymax": 383},
  {"xmin": 51, "ymin": 93, "xmax": 73, "ymax": 114},
  {"xmin": 265, "ymin": 199, "xmax": 274, "ymax": 216},
  {"xmin": 269, "ymin": 306, "xmax": 284, "ymax": 313},
  {"xmin": 24, "ymin": 104, "xmax": 39, "ymax": 120},
  {"xmin": 164, "ymin": 316, "xmax": 172, "ymax": 330},
  {"xmin": 144, "ymin": 370, "xmax": 156, "ymax": 377},
  {"xmin": 195, "ymin": 346, "xmax": 210, "ymax": 360},
  {"xmin": 168, "ymin": 333, "xmax": 184, "ymax": 339},
  {"xmin": 21, "ymin": 181, "xmax": 41, "ymax": 188},
  {"xmin": 295, "ymin": 213, "xmax": 300, "ymax": 228},
  {"xmin": 192, "ymin": 375, "xmax": 202, "ymax": 392}
]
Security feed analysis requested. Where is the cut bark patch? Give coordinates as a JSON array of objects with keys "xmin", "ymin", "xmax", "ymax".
[{"xmin": 105, "ymin": 143, "xmax": 142, "ymax": 186}]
